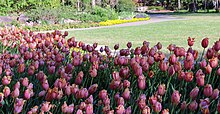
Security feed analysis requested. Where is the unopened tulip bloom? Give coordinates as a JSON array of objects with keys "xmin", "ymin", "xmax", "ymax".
[
  {"xmin": 201, "ymin": 38, "xmax": 209, "ymax": 48},
  {"xmin": 85, "ymin": 95, "xmax": 94, "ymax": 104},
  {"xmin": 209, "ymin": 57, "xmax": 218, "ymax": 68},
  {"xmin": 75, "ymin": 71, "xmax": 84, "ymax": 85},
  {"xmin": 99, "ymin": 90, "xmax": 108, "ymax": 100},
  {"xmin": 3, "ymin": 86, "xmax": 10, "ymax": 97},
  {"xmin": 138, "ymin": 94, "xmax": 147, "ymax": 110},
  {"xmin": 199, "ymin": 98, "xmax": 210, "ymax": 113},
  {"xmin": 196, "ymin": 74, "xmax": 205, "ymax": 86},
  {"xmin": 211, "ymin": 89, "xmax": 219, "ymax": 99},
  {"xmin": 27, "ymin": 106, "xmax": 38, "ymax": 114},
  {"xmin": 217, "ymin": 68, "xmax": 220, "ymax": 76},
  {"xmin": 0, "ymin": 93, "xmax": 4, "ymax": 104},
  {"xmin": 142, "ymin": 106, "xmax": 150, "ymax": 114},
  {"xmin": 205, "ymin": 64, "xmax": 212, "ymax": 74},
  {"xmin": 122, "ymin": 88, "xmax": 130, "ymax": 100},
  {"xmin": 125, "ymin": 106, "xmax": 131, "ymax": 114},
  {"xmin": 152, "ymin": 102, "xmax": 162, "ymax": 113},
  {"xmin": 2, "ymin": 76, "xmax": 11, "ymax": 85},
  {"xmin": 12, "ymin": 88, "xmax": 20, "ymax": 98},
  {"xmin": 138, "ymin": 75, "xmax": 146, "ymax": 90},
  {"xmin": 161, "ymin": 109, "xmax": 169, "ymax": 114},
  {"xmin": 88, "ymin": 84, "xmax": 98, "ymax": 94},
  {"xmin": 85, "ymin": 104, "xmax": 93, "ymax": 114},
  {"xmin": 157, "ymin": 84, "xmax": 166, "ymax": 96},
  {"xmin": 117, "ymin": 97, "xmax": 125, "ymax": 106},
  {"xmin": 171, "ymin": 90, "xmax": 181, "ymax": 105},
  {"xmin": 190, "ymin": 87, "xmax": 199, "ymax": 99},
  {"xmin": 123, "ymin": 80, "xmax": 130, "ymax": 88},
  {"xmin": 168, "ymin": 65, "xmax": 175, "ymax": 76},
  {"xmin": 116, "ymin": 105, "xmax": 125, "ymax": 114},
  {"xmin": 159, "ymin": 61, "xmax": 168, "ymax": 72},
  {"xmin": 41, "ymin": 102, "xmax": 53, "ymax": 113},
  {"xmin": 188, "ymin": 100, "xmax": 198, "ymax": 111},
  {"xmin": 21, "ymin": 77, "xmax": 29, "ymax": 87},
  {"xmin": 203, "ymin": 84, "xmax": 213, "ymax": 97},
  {"xmin": 188, "ymin": 37, "xmax": 195, "ymax": 47},
  {"xmin": 14, "ymin": 98, "xmax": 26, "ymax": 114},
  {"xmin": 184, "ymin": 71, "xmax": 194, "ymax": 82},
  {"xmin": 169, "ymin": 54, "xmax": 177, "ymax": 65},
  {"xmin": 181, "ymin": 101, "xmax": 187, "ymax": 110},
  {"xmin": 200, "ymin": 59, "xmax": 207, "ymax": 69}
]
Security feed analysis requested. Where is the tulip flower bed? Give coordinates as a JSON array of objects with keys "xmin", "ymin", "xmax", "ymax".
[{"xmin": 0, "ymin": 27, "xmax": 220, "ymax": 114}]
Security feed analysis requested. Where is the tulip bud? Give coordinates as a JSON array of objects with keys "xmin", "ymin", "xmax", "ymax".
[
  {"xmin": 2, "ymin": 76, "xmax": 11, "ymax": 85},
  {"xmin": 75, "ymin": 71, "xmax": 84, "ymax": 85},
  {"xmin": 88, "ymin": 84, "xmax": 98, "ymax": 94},
  {"xmin": 168, "ymin": 65, "xmax": 175, "ymax": 76},
  {"xmin": 184, "ymin": 71, "xmax": 194, "ymax": 82},
  {"xmin": 21, "ymin": 77, "xmax": 29, "ymax": 87},
  {"xmin": 200, "ymin": 59, "xmax": 207, "ymax": 69},
  {"xmin": 142, "ymin": 106, "xmax": 150, "ymax": 114},
  {"xmin": 205, "ymin": 64, "xmax": 212, "ymax": 74},
  {"xmin": 188, "ymin": 37, "xmax": 195, "ymax": 47},
  {"xmin": 161, "ymin": 109, "xmax": 169, "ymax": 114},
  {"xmin": 209, "ymin": 57, "xmax": 218, "ymax": 68},
  {"xmin": 211, "ymin": 89, "xmax": 219, "ymax": 99},
  {"xmin": 188, "ymin": 100, "xmax": 198, "ymax": 111},
  {"xmin": 3, "ymin": 86, "xmax": 10, "ymax": 97},
  {"xmin": 138, "ymin": 75, "xmax": 146, "ymax": 90},
  {"xmin": 171, "ymin": 90, "xmax": 181, "ymax": 105},
  {"xmin": 159, "ymin": 61, "xmax": 168, "ymax": 72},
  {"xmin": 169, "ymin": 54, "xmax": 177, "ymax": 65},
  {"xmin": 201, "ymin": 38, "xmax": 209, "ymax": 48},
  {"xmin": 190, "ymin": 87, "xmax": 199, "ymax": 99},
  {"xmin": 181, "ymin": 101, "xmax": 187, "ymax": 110},
  {"xmin": 86, "ymin": 104, "xmax": 93, "ymax": 114},
  {"xmin": 203, "ymin": 84, "xmax": 213, "ymax": 97},
  {"xmin": 157, "ymin": 84, "xmax": 166, "ymax": 96},
  {"xmin": 99, "ymin": 90, "xmax": 108, "ymax": 100},
  {"xmin": 152, "ymin": 102, "xmax": 162, "ymax": 113},
  {"xmin": 122, "ymin": 88, "xmax": 130, "ymax": 100},
  {"xmin": 116, "ymin": 105, "xmax": 125, "ymax": 114}
]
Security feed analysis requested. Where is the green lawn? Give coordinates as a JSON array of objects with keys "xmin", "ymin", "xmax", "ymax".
[{"xmin": 68, "ymin": 14, "xmax": 220, "ymax": 53}]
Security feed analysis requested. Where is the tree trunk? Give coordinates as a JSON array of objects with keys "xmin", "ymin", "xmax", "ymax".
[
  {"xmin": 77, "ymin": 0, "xmax": 80, "ymax": 11},
  {"xmin": 92, "ymin": 0, "xmax": 96, "ymax": 9},
  {"xmin": 178, "ymin": 0, "xmax": 181, "ymax": 9},
  {"xmin": 216, "ymin": 0, "xmax": 219, "ymax": 12}
]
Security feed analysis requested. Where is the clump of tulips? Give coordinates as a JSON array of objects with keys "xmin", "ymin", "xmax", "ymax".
[{"xmin": 0, "ymin": 26, "xmax": 220, "ymax": 114}]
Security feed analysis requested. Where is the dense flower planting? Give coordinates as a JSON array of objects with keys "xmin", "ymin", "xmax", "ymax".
[
  {"xmin": 0, "ymin": 27, "xmax": 219, "ymax": 114},
  {"xmin": 99, "ymin": 17, "xmax": 150, "ymax": 26}
]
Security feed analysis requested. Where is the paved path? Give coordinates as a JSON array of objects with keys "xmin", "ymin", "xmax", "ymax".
[{"xmin": 39, "ymin": 14, "xmax": 185, "ymax": 33}]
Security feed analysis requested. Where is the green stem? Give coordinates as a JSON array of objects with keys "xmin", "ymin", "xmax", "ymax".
[{"xmin": 164, "ymin": 76, "xmax": 172, "ymax": 102}]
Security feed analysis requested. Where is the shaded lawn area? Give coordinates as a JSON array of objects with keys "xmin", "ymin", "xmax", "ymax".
[{"xmin": 68, "ymin": 14, "xmax": 220, "ymax": 53}]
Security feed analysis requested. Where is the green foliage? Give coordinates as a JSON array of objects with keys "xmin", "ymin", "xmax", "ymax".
[
  {"xmin": 92, "ymin": 6, "xmax": 118, "ymax": 21},
  {"xmin": 117, "ymin": 0, "xmax": 135, "ymax": 12},
  {"xmin": 148, "ymin": 6, "xmax": 165, "ymax": 10}
]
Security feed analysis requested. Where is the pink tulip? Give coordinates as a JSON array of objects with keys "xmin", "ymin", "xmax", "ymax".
[
  {"xmin": 169, "ymin": 54, "xmax": 177, "ymax": 65},
  {"xmin": 138, "ymin": 94, "xmax": 147, "ymax": 110},
  {"xmin": 218, "ymin": 101, "xmax": 220, "ymax": 113},
  {"xmin": 152, "ymin": 102, "xmax": 162, "ymax": 113},
  {"xmin": 86, "ymin": 104, "xmax": 93, "ymax": 114},
  {"xmin": 157, "ymin": 84, "xmax": 166, "ymax": 96},
  {"xmin": 184, "ymin": 71, "xmax": 194, "ymax": 82},
  {"xmin": 159, "ymin": 61, "xmax": 168, "ymax": 72},
  {"xmin": 2, "ymin": 76, "xmax": 11, "ymax": 85},
  {"xmin": 14, "ymin": 98, "xmax": 26, "ymax": 114},
  {"xmin": 75, "ymin": 71, "xmax": 84, "ymax": 85},
  {"xmin": 99, "ymin": 90, "xmax": 108, "ymax": 100},
  {"xmin": 27, "ymin": 106, "xmax": 38, "ymax": 114},
  {"xmin": 168, "ymin": 65, "xmax": 175, "ymax": 76},
  {"xmin": 199, "ymin": 98, "xmax": 210, "ymax": 113},
  {"xmin": 142, "ymin": 106, "xmax": 150, "ymax": 114},
  {"xmin": 116, "ymin": 105, "xmax": 125, "ymax": 114},
  {"xmin": 117, "ymin": 97, "xmax": 125, "ymax": 106},
  {"xmin": 205, "ymin": 64, "xmax": 212, "ymax": 74},
  {"xmin": 171, "ymin": 90, "xmax": 181, "ymax": 105},
  {"xmin": 211, "ymin": 89, "xmax": 219, "ymax": 99},
  {"xmin": 12, "ymin": 88, "xmax": 20, "ymax": 98},
  {"xmin": 122, "ymin": 88, "xmax": 130, "ymax": 100},
  {"xmin": 76, "ymin": 109, "xmax": 83, "ymax": 114},
  {"xmin": 200, "ymin": 59, "xmax": 207, "ymax": 69},
  {"xmin": 203, "ymin": 84, "xmax": 213, "ymax": 97},
  {"xmin": 125, "ymin": 106, "xmax": 131, "ymax": 114},
  {"xmin": 123, "ymin": 80, "xmax": 130, "ymax": 88},
  {"xmin": 138, "ymin": 75, "xmax": 146, "ymax": 90},
  {"xmin": 85, "ymin": 95, "xmax": 94, "ymax": 104},
  {"xmin": 188, "ymin": 100, "xmax": 198, "ymax": 111},
  {"xmin": 41, "ymin": 102, "xmax": 53, "ymax": 113},
  {"xmin": 181, "ymin": 101, "xmax": 187, "ymax": 110},
  {"xmin": 0, "ymin": 93, "xmax": 4, "ymax": 104},
  {"xmin": 38, "ymin": 90, "xmax": 46, "ymax": 97},
  {"xmin": 190, "ymin": 87, "xmax": 199, "ymax": 99},
  {"xmin": 161, "ymin": 109, "xmax": 169, "ymax": 114},
  {"xmin": 21, "ymin": 77, "xmax": 29, "ymax": 87},
  {"xmin": 3, "ymin": 86, "xmax": 10, "ymax": 97},
  {"xmin": 88, "ymin": 84, "xmax": 98, "ymax": 94}
]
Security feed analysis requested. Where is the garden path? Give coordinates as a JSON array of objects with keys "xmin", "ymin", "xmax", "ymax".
[{"xmin": 40, "ymin": 14, "xmax": 185, "ymax": 32}]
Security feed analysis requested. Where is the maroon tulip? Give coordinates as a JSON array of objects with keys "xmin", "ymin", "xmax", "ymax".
[
  {"xmin": 188, "ymin": 100, "xmax": 198, "ymax": 111},
  {"xmin": 88, "ymin": 84, "xmax": 98, "ymax": 94},
  {"xmin": 203, "ymin": 84, "xmax": 213, "ymax": 97},
  {"xmin": 211, "ymin": 89, "xmax": 219, "ymax": 99},
  {"xmin": 127, "ymin": 42, "xmax": 132, "ymax": 48},
  {"xmin": 167, "ymin": 44, "xmax": 176, "ymax": 52},
  {"xmin": 99, "ymin": 90, "xmax": 108, "ymax": 100},
  {"xmin": 75, "ymin": 71, "xmax": 84, "ymax": 85},
  {"xmin": 156, "ymin": 42, "xmax": 162, "ymax": 50},
  {"xmin": 201, "ymin": 38, "xmax": 209, "ymax": 48},
  {"xmin": 206, "ymin": 48, "xmax": 214, "ymax": 59},
  {"xmin": 214, "ymin": 40, "xmax": 220, "ymax": 51},
  {"xmin": 218, "ymin": 101, "xmax": 220, "ymax": 113},
  {"xmin": 138, "ymin": 94, "xmax": 147, "ymax": 110},
  {"xmin": 171, "ymin": 90, "xmax": 181, "ymax": 105},
  {"xmin": 190, "ymin": 87, "xmax": 199, "ymax": 99},
  {"xmin": 123, "ymin": 80, "xmax": 130, "ymax": 88},
  {"xmin": 169, "ymin": 54, "xmax": 177, "ymax": 65},
  {"xmin": 168, "ymin": 65, "xmax": 175, "ymax": 76},
  {"xmin": 188, "ymin": 37, "xmax": 195, "ymax": 47}
]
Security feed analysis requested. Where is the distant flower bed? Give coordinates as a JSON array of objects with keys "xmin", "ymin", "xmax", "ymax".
[{"xmin": 99, "ymin": 17, "xmax": 150, "ymax": 26}]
